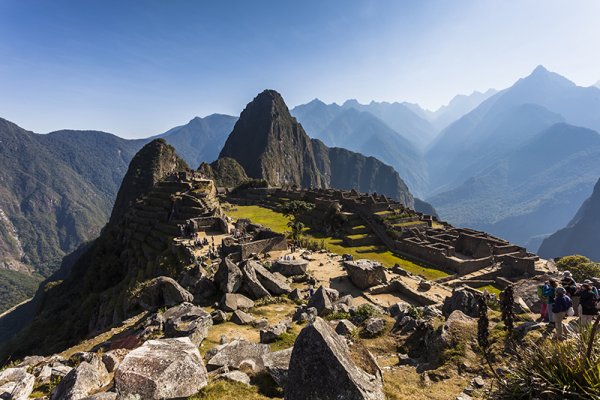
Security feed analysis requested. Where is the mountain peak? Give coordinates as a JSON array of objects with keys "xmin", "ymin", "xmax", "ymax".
[{"xmin": 520, "ymin": 65, "xmax": 574, "ymax": 87}]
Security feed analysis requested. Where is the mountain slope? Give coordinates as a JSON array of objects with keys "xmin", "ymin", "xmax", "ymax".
[
  {"xmin": 538, "ymin": 177, "xmax": 600, "ymax": 261},
  {"xmin": 429, "ymin": 123, "xmax": 600, "ymax": 248},
  {"xmin": 428, "ymin": 89, "xmax": 498, "ymax": 131},
  {"xmin": 427, "ymin": 66, "xmax": 600, "ymax": 195},
  {"xmin": 156, "ymin": 114, "xmax": 237, "ymax": 168},
  {"xmin": 218, "ymin": 90, "xmax": 416, "ymax": 207}
]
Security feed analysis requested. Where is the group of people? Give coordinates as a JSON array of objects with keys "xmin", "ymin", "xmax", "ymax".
[{"xmin": 538, "ymin": 271, "xmax": 599, "ymax": 340}]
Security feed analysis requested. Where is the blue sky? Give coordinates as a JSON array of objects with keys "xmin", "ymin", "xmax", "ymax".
[{"xmin": 1, "ymin": 0, "xmax": 599, "ymax": 138}]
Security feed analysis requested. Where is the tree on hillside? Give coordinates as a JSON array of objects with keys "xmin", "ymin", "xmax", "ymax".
[
  {"xmin": 556, "ymin": 255, "xmax": 600, "ymax": 282},
  {"xmin": 280, "ymin": 200, "xmax": 314, "ymax": 246}
]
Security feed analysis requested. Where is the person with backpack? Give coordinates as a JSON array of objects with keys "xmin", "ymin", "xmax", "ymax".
[
  {"xmin": 579, "ymin": 282, "xmax": 599, "ymax": 325},
  {"xmin": 552, "ymin": 286, "xmax": 572, "ymax": 340},
  {"xmin": 583, "ymin": 279, "xmax": 599, "ymax": 299},
  {"xmin": 543, "ymin": 279, "xmax": 558, "ymax": 323}
]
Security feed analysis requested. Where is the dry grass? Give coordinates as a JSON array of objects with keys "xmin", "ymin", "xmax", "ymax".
[
  {"xmin": 188, "ymin": 380, "xmax": 272, "ymax": 400},
  {"xmin": 383, "ymin": 367, "xmax": 471, "ymax": 400}
]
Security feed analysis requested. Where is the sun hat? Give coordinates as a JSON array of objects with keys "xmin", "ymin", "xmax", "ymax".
[
  {"xmin": 562, "ymin": 271, "xmax": 572, "ymax": 277},
  {"xmin": 556, "ymin": 286, "xmax": 566, "ymax": 295}
]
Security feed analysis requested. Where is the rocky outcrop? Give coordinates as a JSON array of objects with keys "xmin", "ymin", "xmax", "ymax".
[
  {"xmin": 206, "ymin": 340, "xmax": 270, "ymax": 372},
  {"xmin": 442, "ymin": 287, "xmax": 480, "ymax": 318},
  {"xmin": 109, "ymin": 139, "xmax": 188, "ymax": 225},
  {"xmin": 344, "ymin": 260, "xmax": 388, "ymax": 290},
  {"xmin": 307, "ymin": 286, "xmax": 334, "ymax": 316},
  {"xmin": 115, "ymin": 338, "xmax": 208, "ymax": 399},
  {"xmin": 260, "ymin": 319, "xmax": 292, "ymax": 343},
  {"xmin": 198, "ymin": 157, "xmax": 249, "ymax": 188},
  {"xmin": 163, "ymin": 302, "xmax": 212, "ymax": 346},
  {"xmin": 273, "ymin": 259, "xmax": 309, "ymax": 276},
  {"xmin": 51, "ymin": 356, "xmax": 110, "ymax": 400},
  {"xmin": 220, "ymin": 293, "xmax": 255, "ymax": 312},
  {"xmin": 241, "ymin": 261, "xmax": 271, "ymax": 299},
  {"xmin": 0, "ymin": 367, "xmax": 35, "ymax": 400},
  {"xmin": 249, "ymin": 260, "xmax": 292, "ymax": 295},
  {"xmin": 138, "ymin": 277, "xmax": 194, "ymax": 311},
  {"xmin": 286, "ymin": 317, "xmax": 385, "ymax": 400},
  {"xmin": 214, "ymin": 258, "xmax": 244, "ymax": 293},
  {"xmin": 262, "ymin": 347, "xmax": 293, "ymax": 387}
]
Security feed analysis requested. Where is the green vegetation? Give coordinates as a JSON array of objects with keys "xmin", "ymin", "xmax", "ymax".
[
  {"xmin": 556, "ymin": 255, "xmax": 600, "ymax": 281},
  {"xmin": 226, "ymin": 205, "xmax": 449, "ymax": 280},
  {"xmin": 324, "ymin": 311, "xmax": 351, "ymax": 321},
  {"xmin": 477, "ymin": 284, "xmax": 502, "ymax": 296},
  {"xmin": 269, "ymin": 331, "xmax": 298, "ymax": 352},
  {"xmin": 0, "ymin": 269, "xmax": 43, "ymax": 313},
  {"xmin": 352, "ymin": 304, "xmax": 381, "ymax": 325},
  {"xmin": 188, "ymin": 380, "xmax": 271, "ymax": 400}
]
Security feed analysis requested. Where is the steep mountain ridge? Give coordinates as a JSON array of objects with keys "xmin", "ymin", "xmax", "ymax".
[{"xmin": 538, "ymin": 177, "xmax": 600, "ymax": 261}]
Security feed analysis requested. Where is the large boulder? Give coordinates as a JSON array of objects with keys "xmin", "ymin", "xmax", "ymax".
[
  {"xmin": 262, "ymin": 347, "xmax": 293, "ymax": 387},
  {"xmin": 163, "ymin": 302, "xmax": 213, "ymax": 346},
  {"xmin": 260, "ymin": 319, "xmax": 292, "ymax": 343},
  {"xmin": 249, "ymin": 260, "xmax": 292, "ymax": 295},
  {"xmin": 114, "ymin": 338, "xmax": 208, "ymax": 399},
  {"xmin": 230, "ymin": 310, "xmax": 255, "ymax": 325},
  {"xmin": 241, "ymin": 261, "xmax": 271, "ymax": 299},
  {"xmin": 206, "ymin": 340, "xmax": 270, "ymax": 372},
  {"xmin": 220, "ymin": 293, "xmax": 255, "ymax": 312},
  {"xmin": 214, "ymin": 258, "xmax": 243, "ymax": 293},
  {"xmin": 51, "ymin": 356, "xmax": 110, "ymax": 400},
  {"xmin": 307, "ymin": 286, "xmax": 334, "ymax": 316},
  {"xmin": 0, "ymin": 367, "xmax": 35, "ymax": 400},
  {"xmin": 286, "ymin": 318, "xmax": 385, "ymax": 400},
  {"xmin": 344, "ymin": 260, "xmax": 388, "ymax": 290},
  {"xmin": 442, "ymin": 287, "xmax": 480, "ymax": 318},
  {"xmin": 138, "ymin": 276, "xmax": 194, "ymax": 311},
  {"xmin": 273, "ymin": 259, "xmax": 309, "ymax": 277}
]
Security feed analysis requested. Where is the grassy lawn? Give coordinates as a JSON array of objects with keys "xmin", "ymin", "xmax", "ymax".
[
  {"xmin": 477, "ymin": 284, "xmax": 503, "ymax": 296},
  {"xmin": 224, "ymin": 205, "xmax": 449, "ymax": 280}
]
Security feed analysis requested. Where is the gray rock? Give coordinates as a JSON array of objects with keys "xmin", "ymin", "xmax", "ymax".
[
  {"xmin": 288, "ymin": 288, "xmax": 303, "ymax": 301},
  {"xmin": 101, "ymin": 349, "xmax": 128, "ymax": 373},
  {"xmin": 262, "ymin": 347, "xmax": 293, "ymax": 387},
  {"xmin": 418, "ymin": 280, "xmax": 432, "ymax": 291},
  {"xmin": 286, "ymin": 317, "xmax": 385, "ymax": 400},
  {"xmin": 0, "ymin": 367, "xmax": 35, "ymax": 400},
  {"xmin": 249, "ymin": 260, "xmax": 292, "ymax": 295},
  {"xmin": 138, "ymin": 276, "xmax": 194, "ymax": 311},
  {"xmin": 241, "ymin": 261, "xmax": 272, "ymax": 299},
  {"xmin": 51, "ymin": 356, "xmax": 110, "ymax": 400},
  {"xmin": 163, "ymin": 302, "xmax": 213, "ymax": 346},
  {"xmin": 307, "ymin": 286, "xmax": 334, "ymax": 316},
  {"xmin": 206, "ymin": 340, "xmax": 270, "ymax": 372},
  {"xmin": 211, "ymin": 309, "xmax": 228, "ymax": 324},
  {"xmin": 214, "ymin": 257, "xmax": 243, "ymax": 293},
  {"xmin": 388, "ymin": 301, "xmax": 411, "ymax": 318},
  {"xmin": 215, "ymin": 370, "xmax": 251, "ymax": 385},
  {"xmin": 273, "ymin": 259, "xmax": 309, "ymax": 276},
  {"xmin": 442, "ymin": 287, "xmax": 480, "ymax": 318},
  {"xmin": 363, "ymin": 318, "xmax": 385, "ymax": 337},
  {"xmin": 324, "ymin": 287, "xmax": 340, "ymax": 302},
  {"xmin": 397, "ymin": 353, "xmax": 417, "ymax": 366},
  {"xmin": 220, "ymin": 293, "xmax": 255, "ymax": 312},
  {"xmin": 115, "ymin": 337, "xmax": 208, "ymax": 399},
  {"xmin": 260, "ymin": 320, "xmax": 291, "ymax": 343},
  {"xmin": 472, "ymin": 376, "xmax": 485, "ymax": 388},
  {"xmin": 81, "ymin": 393, "xmax": 117, "ymax": 400},
  {"xmin": 252, "ymin": 318, "xmax": 270, "ymax": 330},
  {"xmin": 344, "ymin": 260, "xmax": 388, "ymax": 290},
  {"xmin": 16, "ymin": 355, "xmax": 45, "ymax": 368},
  {"xmin": 336, "ymin": 294, "xmax": 354, "ymax": 306},
  {"xmin": 230, "ymin": 310, "xmax": 255, "ymax": 325},
  {"xmin": 335, "ymin": 319, "xmax": 357, "ymax": 336}
]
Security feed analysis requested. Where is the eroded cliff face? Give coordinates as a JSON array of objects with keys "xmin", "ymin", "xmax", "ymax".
[{"xmin": 217, "ymin": 90, "xmax": 414, "ymax": 207}]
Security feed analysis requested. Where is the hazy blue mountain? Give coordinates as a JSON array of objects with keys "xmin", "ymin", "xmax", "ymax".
[
  {"xmin": 429, "ymin": 89, "xmax": 498, "ymax": 131},
  {"xmin": 291, "ymin": 100, "xmax": 428, "ymax": 195},
  {"xmin": 538, "ymin": 177, "xmax": 600, "ymax": 261},
  {"xmin": 425, "ymin": 65, "xmax": 600, "ymax": 194},
  {"xmin": 155, "ymin": 114, "xmax": 237, "ymax": 168},
  {"xmin": 429, "ymin": 123, "xmax": 600, "ymax": 249}
]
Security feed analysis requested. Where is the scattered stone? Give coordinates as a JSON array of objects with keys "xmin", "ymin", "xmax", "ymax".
[
  {"xmin": 418, "ymin": 280, "xmax": 432, "ymax": 291},
  {"xmin": 0, "ymin": 367, "xmax": 35, "ymax": 400},
  {"xmin": 16, "ymin": 355, "xmax": 45, "ymax": 369},
  {"xmin": 260, "ymin": 319, "xmax": 291, "ymax": 343},
  {"xmin": 252, "ymin": 318, "xmax": 269, "ymax": 330},
  {"xmin": 231, "ymin": 310, "xmax": 255, "ymax": 325},
  {"xmin": 463, "ymin": 386, "xmax": 474, "ymax": 395},
  {"xmin": 249, "ymin": 260, "xmax": 292, "ymax": 295},
  {"xmin": 163, "ymin": 302, "xmax": 213, "ymax": 346},
  {"xmin": 388, "ymin": 301, "xmax": 411, "ymax": 318},
  {"xmin": 215, "ymin": 370, "xmax": 251, "ymax": 385},
  {"xmin": 363, "ymin": 318, "xmax": 385, "ymax": 337},
  {"xmin": 51, "ymin": 356, "xmax": 110, "ymax": 400},
  {"xmin": 262, "ymin": 347, "xmax": 293, "ymax": 387},
  {"xmin": 115, "ymin": 337, "xmax": 208, "ymax": 399},
  {"xmin": 101, "ymin": 349, "xmax": 128, "ymax": 373},
  {"xmin": 214, "ymin": 258, "xmax": 243, "ymax": 293},
  {"xmin": 138, "ymin": 276, "xmax": 194, "ymax": 311},
  {"xmin": 515, "ymin": 321, "xmax": 545, "ymax": 335},
  {"xmin": 81, "ymin": 393, "xmax": 118, "ymax": 400},
  {"xmin": 241, "ymin": 261, "xmax": 272, "ymax": 298},
  {"xmin": 344, "ymin": 260, "xmax": 388, "ymax": 289},
  {"xmin": 335, "ymin": 319, "xmax": 357, "ymax": 336},
  {"xmin": 273, "ymin": 259, "xmax": 309, "ymax": 276},
  {"xmin": 220, "ymin": 293, "xmax": 255, "ymax": 312},
  {"xmin": 397, "ymin": 353, "xmax": 417, "ymax": 366},
  {"xmin": 456, "ymin": 394, "xmax": 472, "ymax": 400},
  {"xmin": 307, "ymin": 286, "xmax": 334, "ymax": 316},
  {"xmin": 211, "ymin": 309, "xmax": 228, "ymax": 324},
  {"xmin": 288, "ymin": 288, "xmax": 303, "ymax": 301},
  {"xmin": 286, "ymin": 317, "xmax": 385, "ymax": 400},
  {"xmin": 206, "ymin": 340, "xmax": 270, "ymax": 372},
  {"xmin": 442, "ymin": 287, "xmax": 480, "ymax": 318},
  {"xmin": 472, "ymin": 376, "xmax": 485, "ymax": 388}
]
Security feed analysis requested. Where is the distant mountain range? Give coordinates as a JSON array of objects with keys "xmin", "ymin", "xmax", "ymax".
[
  {"xmin": 426, "ymin": 66, "xmax": 600, "ymax": 249},
  {"xmin": 539, "ymin": 177, "xmax": 600, "ymax": 261}
]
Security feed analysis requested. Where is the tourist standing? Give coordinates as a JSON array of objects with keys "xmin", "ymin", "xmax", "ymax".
[
  {"xmin": 579, "ymin": 282, "xmax": 599, "ymax": 325},
  {"xmin": 552, "ymin": 286, "xmax": 572, "ymax": 340},
  {"xmin": 543, "ymin": 279, "xmax": 558, "ymax": 323},
  {"xmin": 538, "ymin": 281, "xmax": 550, "ymax": 321},
  {"xmin": 583, "ymin": 279, "xmax": 600, "ymax": 299}
]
